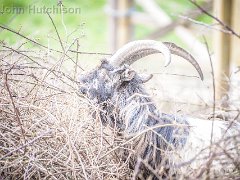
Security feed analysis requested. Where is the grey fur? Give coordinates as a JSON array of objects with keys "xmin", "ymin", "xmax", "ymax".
[
  {"xmin": 79, "ymin": 59, "xmax": 190, "ymax": 177},
  {"xmin": 78, "ymin": 41, "xmax": 240, "ymax": 178}
]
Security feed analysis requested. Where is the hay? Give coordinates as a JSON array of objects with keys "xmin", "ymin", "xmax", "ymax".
[
  {"xmin": 0, "ymin": 39, "xmax": 239, "ymax": 179},
  {"xmin": 0, "ymin": 43, "xmax": 131, "ymax": 179}
]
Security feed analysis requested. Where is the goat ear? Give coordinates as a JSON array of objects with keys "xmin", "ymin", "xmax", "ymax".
[
  {"xmin": 139, "ymin": 74, "xmax": 153, "ymax": 83},
  {"xmin": 122, "ymin": 69, "xmax": 136, "ymax": 82}
]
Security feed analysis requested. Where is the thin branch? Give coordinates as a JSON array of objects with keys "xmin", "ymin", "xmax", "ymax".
[
  {"xmin": 147, "ymin": 0, "xmax": 212, "ymax": 38},
  {"xmin": 4, "ymin": 66, "xmax": 26, "ymax": 144},
  {"xmin": 178, "ymin": 15, "xmax": 234, "ymax": 34},
  {"xmin": 189, "ymin": 0, "xmax": 240, "ymax": 39},
  {"xmin": 74, "ymin": 39, "xmax": 80, "ymax": 79},
  {"xmin": 0, "ymin": 25, "xmax": 48, "ymax": 49},
  {"xmin": 0, "ymin": 24, "xmax": 109, "ymax": 57},
  {"xmin": 46, "ymin": 12, "xmax": 65, "ymax": 53},
  {"xmin": 1, "ymin": 45, "xmax": 80, "ymax": 92},
  {"xmin": 152, "ymin": 72, "xmax": 201, "ymax": 79},
  {"xmin": 69, "ymin": 49, "xmax": 112, "ymax": 56},
  {"xmin": 203, "ymin": 36, "xmax": 216, "ymax": 146},
  {"xmin": 0, "ymin": 130, "xmax": 51, "ymax": 161}
]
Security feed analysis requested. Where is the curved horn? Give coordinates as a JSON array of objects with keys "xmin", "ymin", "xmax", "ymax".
[
  {"xmin": 163, "ymin": 42, "xmax": 204, "ymax": 80},
  {"xmin": 109, "ymin": 40, "xmax": 171, "ymax": 67},
  {"xmin": 108, "ymin": 40, "xmax": 204, "ymax": 81}
]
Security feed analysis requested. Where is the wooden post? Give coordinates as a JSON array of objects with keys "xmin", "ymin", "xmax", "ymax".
[
  {"xmin": 108, "ymin": 0, "xmax": 133, "ymax": 52},
  {"xmin": 214, "ymin": 0, "xmax": 232, "ymax": 100},
  {"xmin": 230, "ymin": 0, "xmax": 240, "ymax": 70},
  {"xmin": 108, "ymin": 0, "xmax": 118, "ymax": 52},
  {"xmin": 117, "ymin": 0, "xmax": 133, "ymax": 49}
]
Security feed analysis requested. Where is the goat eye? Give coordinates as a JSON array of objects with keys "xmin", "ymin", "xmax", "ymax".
[{"xmin": 80, "ymin": 87, "xmax": 87, "ymax": 95}]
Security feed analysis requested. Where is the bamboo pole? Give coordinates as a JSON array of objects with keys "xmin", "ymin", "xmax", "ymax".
[
  {"xmin": 108, "ymin": 0, "xmax": 133, "ymax": 52},
  {"xmin": 117, "ymin": 0, "xmax": 133, "ymax": 49},
  {"xmin": 230, "ymin": 0, "xmax": 240, "ymax": 70},
  {"xmin": 108, "ymin": 0, "xmax": 118, "ymax": 52},
  {"xmin": 214, "ymin": 0, "xmax": 232, "ymax": 100}
]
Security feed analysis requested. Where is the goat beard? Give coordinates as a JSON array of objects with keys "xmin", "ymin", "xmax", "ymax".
[{"xmin": 90, "ymin": 99, "xmax": 190, "ymax": 178}]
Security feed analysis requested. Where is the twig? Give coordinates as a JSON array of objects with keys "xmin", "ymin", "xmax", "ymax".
[
  {"xmin": 60, "ymin": 3, "xmax": 68, "ymax": 36},
  {"xmin": 189, "ymin": 0, "xmax": 240, "ymax": 39},
  {"xmin": 0, "ymin": 24, "xmax": 48, "ymax": 49},
  {"xmin": 0, "ymin": 24, "xmax": 108, "ymax": 57},
  {"xmin": 152, "ymin": 72, "xmax": 201, "ymax": 79},
  {"xmin": 46, "ymin": 12, "xmax": 65, "ymax": 53},
  {"xmin": 178, "ymin": 15, "xmax": 234, "ymax": 34},
  {"xmin": 203, "ymin": 37, "xmax": 216, "ymax": 146},
  {"xmin": 1, "ymin": 45, "xmax": 80, "ymax": 91},
  {"xmin": 99, "ymin": 123, "xmax": 188, "ymax": 160},
  {"xmin": 74, "ymin": 39, "xmax": 80, "ymax": 80},
  {"xmin": 146, "ymin": 0, "xmax": 212, "ymax": 38},
  {"xmin": 4, "ymin": 65, "xmax": 26, "ymax": 144},
  {"xmin": 1, "ymin": 45, "xmax": 44, "ymax": 67},
  {"xmin": 69, "ymin": 49, "xmax": 112, "ymax": 56},
  {"xmin": 0, "ymin": 130, "xmax": 51, "ymax": 161}
]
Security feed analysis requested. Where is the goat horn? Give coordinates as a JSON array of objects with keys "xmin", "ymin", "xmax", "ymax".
[
  {"xmin": 163, "ymin": 42, "xmax": 204, "ymax": 80},
  {"xmin": 109, "ymin": 40, "xmax": 204, "ymax": 81},
  {"xmin": 109, "ymin": 40, "xmax": 172, "ymax": 68}
]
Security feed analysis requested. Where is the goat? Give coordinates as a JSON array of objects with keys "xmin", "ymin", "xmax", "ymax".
[{"xmin": 79, "ymin": 40, "xmax": 239, "ymax": 178}]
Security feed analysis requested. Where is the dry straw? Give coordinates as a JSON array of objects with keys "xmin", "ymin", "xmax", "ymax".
[
  {"xmin": 0, "ymin": 35, "xmax": 130, "ymax": 179},
  {"xmin": 0, "ymin": 24, "xmax": 240, "ymax": 179}
]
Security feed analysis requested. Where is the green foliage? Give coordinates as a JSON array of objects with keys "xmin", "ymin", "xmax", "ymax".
[
  {"xmin": 0, "ymin": 0, "xmax": 107, "ymax": 51},
  {"xmin": 155, "ymin": 0, "xmax": 211, "ymax": 22},
  {"xmin": 156, "ymin": 0, "xmax": 193, "ymax": 20},
  {"xmin": 0, "ymin": 0, "xmax": 212, "ymax": 52}
]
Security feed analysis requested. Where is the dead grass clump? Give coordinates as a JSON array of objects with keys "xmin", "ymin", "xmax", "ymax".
[
  {"xmin": 0, "ymin": 40, "xmax": 240, "ymax": 179},
  {"xmin": 0, "ymin": 45, "xmax": 131, "ymax": 179}
]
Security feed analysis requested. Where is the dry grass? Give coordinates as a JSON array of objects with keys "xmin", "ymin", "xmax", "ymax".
[
  {"xmin": 0, "ymin": 37, "xmax": 240, "ymax": 179},
  {"xmin": 0, "ymin": 42, "xmax": 131, "ymax": 179}
]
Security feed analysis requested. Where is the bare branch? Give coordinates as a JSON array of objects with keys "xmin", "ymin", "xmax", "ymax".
[{"xmin": 189, "ymin": 0, "xmax": 240, "ymax": 39}]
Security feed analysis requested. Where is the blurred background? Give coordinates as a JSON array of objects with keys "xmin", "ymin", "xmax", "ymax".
[
  {"xmin": 0, "ymin": 0, "xmax": 239, "ymax": 113},
  {"xmin": 0, "ymin": 0, "xmax": 212, "ymax": 52}
]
